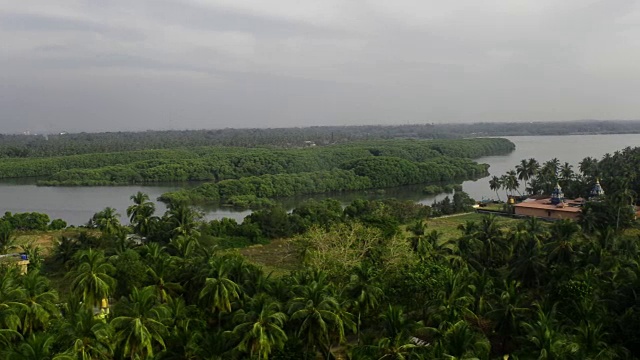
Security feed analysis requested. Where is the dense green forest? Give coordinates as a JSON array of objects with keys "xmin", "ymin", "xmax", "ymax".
[
  {"xmin": 152, "ymin": 138, "xmax": 512, "ymax": 206},
  {"xmin": 2, "ymin": 172, "xmax": 640, "ymax": 359},
  {"xmin": 1, "ymin": 120, "xmax": 639, "ymax": 158},
  {"xmin": 159, "ymin": 157, "xmax": 488, "ymax": 206},
  {"xmin": 0, "ymin": 138, "xmax": 513, "ymax": 186}
]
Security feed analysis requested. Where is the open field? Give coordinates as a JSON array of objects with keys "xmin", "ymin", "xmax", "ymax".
[
  {"xmin": 238, "ymin": 238, "xmax": 302, "ymax": 276},
  {"xmin": 13, "ymin": 229, "xmax": 100, "ymax": 255},
  {"xmin": 424, "ymin": 212, "xmax": 520, "ymax": 241}
]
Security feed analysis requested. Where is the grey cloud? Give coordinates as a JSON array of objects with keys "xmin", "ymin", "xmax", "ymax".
[{"xmin": 1, "ymin": 0, "xmax": 639, "ymax": 133}]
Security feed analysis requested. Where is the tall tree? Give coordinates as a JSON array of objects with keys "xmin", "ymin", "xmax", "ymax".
[
  {"xmin": 5, "ymin": 333, "xmax": 73, "ymax": 360},
  {"xmin": 127, "ymin": 192, "xmax": 156, "ymax": 237},
  {"xmin": 347, "ymin": 263, "xmax": 384, "ymax": 344},
  {"xmin": 56, "ymin": 300, "xmax": 113, "ymax": 360},
  {"xmin": 489, "ymin": 176, "xmax": 503, "ymax": 201},
  {"xmin": 68, "ymin": 249, "xmax": 116, "ymax": 309},
  {"xmin": 229, "ymin": 294, "xmax": 288, "ymax": 359},
  {"xmin": 198, "ymin": 262, "xmax": 241, "ymax": 315},
  {"xmin": 111, "ymin": 286, "xmax": 169, "ymax": 359},
  {"xmin": 90, "ymin": 207, "xmax": 121, "ymax": 237},
  {"xmin": 166, "ymin": 203, "xmax": 201, "ymax": 238},
  {"xmin": 288, "ymin": 276, "xmax": 353, "ymax": 358},
  {"xmin": 0, "ymin": 220, "xmax": 16, "ymax": 255},
  {"xmin": 0, "ymin": 269, "xmax": 27, "ymax": 331},
  {"xmin": 19, "ymin": 272, "xmax": 58, "ymax": 335}
]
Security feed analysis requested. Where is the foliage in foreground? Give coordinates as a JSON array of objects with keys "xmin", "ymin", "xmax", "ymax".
[{"xmin": 2, "ymin": 185, "xmax": 640, "ymax": 359}]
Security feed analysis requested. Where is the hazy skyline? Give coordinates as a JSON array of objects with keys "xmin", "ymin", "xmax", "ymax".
[{"xmin": 1, "ymin": 1, "xmax": 639, "ymax": 133}]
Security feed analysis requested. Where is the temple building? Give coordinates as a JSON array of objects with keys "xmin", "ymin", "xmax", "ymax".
[
  {"xmin": 513, "ymin": 180, "xmax": 640, "ymax": 220},
  {"xmin": 513, "ymin": 183, "xmax": 586, "ymax": 220},
  {"xmin": 590, "ymin": 179, "xmax": 605, "ymax": 199}
]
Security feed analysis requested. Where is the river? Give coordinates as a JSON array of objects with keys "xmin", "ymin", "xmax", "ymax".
[{"xmin": 1, "ymin": 134, "xmax": 638, "ymax": 225}]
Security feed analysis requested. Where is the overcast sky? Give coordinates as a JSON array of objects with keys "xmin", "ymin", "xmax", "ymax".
[{"xmin": 1, "ymin": 1, "xmax": 639, "ymax": 133}]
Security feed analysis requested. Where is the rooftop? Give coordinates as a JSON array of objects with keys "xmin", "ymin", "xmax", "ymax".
[{"xmin": 513, "ymin": 197, "xmax": 582, "ymax": 213}]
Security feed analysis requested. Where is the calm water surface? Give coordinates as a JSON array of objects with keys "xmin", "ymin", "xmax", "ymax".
[{"xmin": 1, "ymin": 134, "xmax": 639, "ymax": 225}]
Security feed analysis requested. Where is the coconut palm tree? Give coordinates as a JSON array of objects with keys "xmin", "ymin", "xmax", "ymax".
[
  {"xmin": 579, "ymin": 157, "xmax": 599, "ymax": 179},
  {"xmin": 229, "ymin": 294, "xmax": 288, "ymax": 359},
  {"xmin": 572, "ymin": 320, "xmax": 616, "ymax": 359},
  {"xmin": 111, "ymin": 286, "xmax": 170, "ymax": 359},
  {"xmin": 199, "ymin": 262, "xmax": 241, "ymax": 315},
  {"xmin": 347, "ymin": 263, "xmax": 384, "ymax": 343},
  {"xmin": 56, "ymin": 300, "xmax": 113, "ymax": 360},
  {"xmin": 91, "ymin": 207, "xmax": 121, "ymax": 237},
  {"xmin": 161, "ymin": 295, "xmax": 204, "ymax": 359},
  {"xmin": 355, "ymin": 336, "xmax": 418, "ymax": 360},
  {"xmin": 0, "ymin": 220, "xmax": 17, "ymax": 255},
  {"xmin": 528, "ymin": 158, "xmax": 541, "ymax": 176},
  {"xmin": 489, "ymin": 176, "xmax": 503, "ymax": 201},
  {"xmin": 379, "ymin": 305, "xmax": 421, "ymax": 341},
  {"xmin": 505, "ymin": 170, "xmax": 521, "ymax": 196},
  {"xmin": 509, "ymin": 234, "xmax": 546, "ymax": 288},
  {"xmin": 437, "ymin": 320, "xmax": 490, "ymax": 359},
  {"xmin": 0, "ymin": 269, "xmax": 27, "ymax": 332},
  {"xmin": 545, "ymin": 220, "xmax": 580, "ymax": 265},
  {"xmin": 523, "ymin": 304, "xmax": 577, "ymax": 359},
  {"xmin": 427, "ymin": 271, "xmax": 475, "ymax": 327},
  {"xmin": 68, "ymin": 249, "xmax": 116, "ymax": 309},
  {"xmin": 288, "ymin": 277, "xmax": 353, "ymax": 358},
  {"xmin": 516, "ymin": 159, "xmax": 531, "ymax": 193},
  {"xmin": 5, "ymin": 333, "xmax": 74, "ymax": 360},
  {"xmin": 473, "ymin": 214, "xmax": 506, "ymax": 267},
  {"xmin": 168, "ymin": 235, "xmax": 199, "ymax": 258},
  {"xmin": 146, "ymin": 257, "xmax": 182, "ymax": 304},
  {"xmin": 127, "ymin": 192, "xmax": 156, "ymax": 237},
  {"xmin": 127, "ymin": 192, "xmax": 154, "ymax": 222},
  {"xmin": 167, "ymin": 202, "xmax": 201, "ymax": 238},
  {"xmin": 560, "ymin": 162, "xmax": 574, "ymax": 181},
  {"xmin": 488, "ymin": 280, "xmax": 529, "ymax": 353},
  {"xmin": 19, "ymin": 272, "xmax": 59, "ymax": 335}
]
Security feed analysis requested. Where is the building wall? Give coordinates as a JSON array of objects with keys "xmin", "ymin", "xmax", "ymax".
[
  {"xmin": 514, "ymin": 206, "xmax": 580, "ymax": 220},
  {"xmin": 514, "ymin": 207, "xmax": 547, "ymax": 218}
]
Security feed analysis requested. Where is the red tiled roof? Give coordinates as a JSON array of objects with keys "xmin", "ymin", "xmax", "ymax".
[{"xmin": 514, "ymin": 198, "xmax": 582, "ymax": 213}]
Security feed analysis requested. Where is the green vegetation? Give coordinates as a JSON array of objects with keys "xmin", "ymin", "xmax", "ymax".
[
  {"xmin": 422, "ymin": 185, "xmax": 444, "ymax": 195},
  {"xmin": 4, "ymin": 138, "xmax": 509, "ymax": 186},
  {"xmin": 2, "ymin": 179, "xmax": 640, "ymax": 359},
  {"xmin": 156, "ymin": 138, "xmax": 509, "ymax": 205}
]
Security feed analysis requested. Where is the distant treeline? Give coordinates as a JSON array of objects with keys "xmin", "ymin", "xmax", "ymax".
[
  {"xmin": 1, "ymin": 120, "xmax": 638, "ymax": 157},
  {"xmin": 0, "ymin": 138, "xmax": 513, "ymax": 185}
]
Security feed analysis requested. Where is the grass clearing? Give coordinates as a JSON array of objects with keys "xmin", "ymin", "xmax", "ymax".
[
  {"xmin": 239, "ymin": 238, "xmax": 302, "ymax": 276},
  {"xmin": 425, "ymin": 212, "xmax": 521, "ymax": 241},
  {"xmin": 13, "ymin": 229, "xmax": 100, "ymax": 255},
  {"xmin": 14, "ymin": 231, "xmax": 64, "ymax": 255}
]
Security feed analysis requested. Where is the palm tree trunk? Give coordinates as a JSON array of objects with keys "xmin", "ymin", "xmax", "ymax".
[{"xmin": 357, "ymin": 312, "xmax": 361, "ymax": 345}]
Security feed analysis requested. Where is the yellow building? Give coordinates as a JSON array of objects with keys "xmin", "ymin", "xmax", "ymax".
[{"xmin": 0, "ymin": 253, "xmax": 30, "ymax": 274}]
